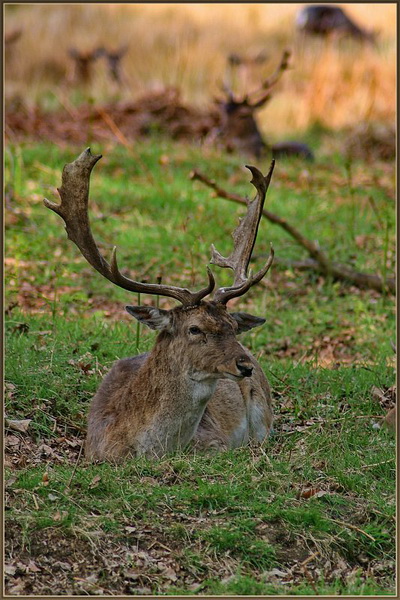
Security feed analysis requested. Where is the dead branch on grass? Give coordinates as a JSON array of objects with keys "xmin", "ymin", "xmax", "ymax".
[{"xmin": 190, "ymin": 169, "xmax": 395, "ymax": 294}]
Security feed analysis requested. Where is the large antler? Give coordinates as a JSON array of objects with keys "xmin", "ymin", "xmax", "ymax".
[
  {"xmin": 44, "ymin": 148, "xmax": 215, "ymax": 306},
  {"xmin": 212, "ymin": 162, "xmax": 275, "ymax": 304}
]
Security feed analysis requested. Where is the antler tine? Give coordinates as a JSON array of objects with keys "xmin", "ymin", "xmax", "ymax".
[
  {"xmin": 44, "ymin": 148, "xmax": 215, "ymax": 307},
  {"xmin": 212, "ymin": 161, "xmax": 275, "ymax": 305},
  {"xmin": 247, "ymin": 49, "xmax": 291, "ymax": 108}
]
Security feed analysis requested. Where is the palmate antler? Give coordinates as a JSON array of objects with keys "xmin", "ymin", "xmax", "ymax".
[
  {"xmin": 44, "ymin": 148, "xmax": 215, "ymax": 307},
  {"xmin": 212, "ymin": 162, "xmax": 275, "ymax": 304},
  {"xmin": 44, "ymin": 149, "xmax": 274, "ymax": 308}
]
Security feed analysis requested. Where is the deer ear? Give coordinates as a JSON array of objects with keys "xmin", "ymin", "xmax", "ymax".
[
  {"xmin": 125, "ymin": 306, "xmax": 172, "ymax": 331},
  {"xmin": 230, "ymin": 312, "xmax": 266, "ymax": 333}
]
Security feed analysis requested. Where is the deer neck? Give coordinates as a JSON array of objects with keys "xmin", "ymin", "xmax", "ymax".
[{"xmin": 131, "ymin": 338, "xmax": 217, "ymax": 455}]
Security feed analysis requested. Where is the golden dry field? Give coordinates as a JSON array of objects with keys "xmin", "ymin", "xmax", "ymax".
[{"xmin": 5, "ymin": 3, "xmax": 396, "ymax": 136}]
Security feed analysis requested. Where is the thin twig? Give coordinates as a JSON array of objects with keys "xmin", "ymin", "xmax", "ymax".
[
  {"xmin": 328, "ymin": 517, "xmax": 376, "ymax": 541},
  {"xmin": 148, "ymin": 540, "xmax": 173, "ymax": 552},
  {"xmin": 299, "ymin": 549, "xmax": 320, "ymax": 567},
  {"xmin": 64, "ymin": 442, "xmax": 84, "ymax": 493},
  {"xmin": 97, "ymin": 108, "xmax": 132, "ymax": 150},
  {"xmin": 32, "ymin": 493, "xmax": 39, "ymax": 510},
  {"xmin": 97, "ymin": 109, "xmax": 158, "ymax": 188},
  {"xmin": 360, "ymin": 458, "xmax": 395, "ymax": 469},
  {"xmin": 301, "ymin": 564, "xmax": 318, "ymax": 594}
]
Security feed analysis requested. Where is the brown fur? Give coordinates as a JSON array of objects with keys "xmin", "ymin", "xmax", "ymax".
[{"xmin": 85, "ymin": 302, "xmax": 272, "ymax": 461}]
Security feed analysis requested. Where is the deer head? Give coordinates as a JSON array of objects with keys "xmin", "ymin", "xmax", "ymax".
[
  {"xmin": 68, "ymin": 47, "xmax": 104, "ymax": 84},
  {"xmin": 216, "ymin": 50, "xmax": 291, "ymax": 158},
  {"xmin": 96, "ymin": 44, "xmax": 128, "ymax": 83}
]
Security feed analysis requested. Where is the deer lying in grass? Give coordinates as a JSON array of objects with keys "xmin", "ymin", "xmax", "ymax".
[
  {"xmin": 44, "ymin": 149, "xmax": 275, "ymax": 461},
  {"xmin": 296, "ymin": 5, "xmax": 376, "ymax": 43},
  {"xmin": 216, "ymin": 51, "xmax": 314, "ymax": 160}
]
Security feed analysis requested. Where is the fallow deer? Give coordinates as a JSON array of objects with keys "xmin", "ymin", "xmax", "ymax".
[
  {"xmin": 67, "ymin": 47, "xmax": 104, "ymax": 85},
  {"xmin": 216, "ymin": 50, "xmax": 314, "ymax": 160},
  {"xmin": 96, "ymin": 44, "xmax": 128, "ymax": 84},
  {"xmin": 296, "ymin": 5, "xmax": 376, "ymax": 43},
  {"xmin": 44, "ymin": 149, "xmax": 275, "ymax": 461}
]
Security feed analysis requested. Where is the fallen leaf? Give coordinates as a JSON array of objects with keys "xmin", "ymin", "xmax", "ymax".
[
  {"xmin": 162, "ymin": 567, "xmax": 178, "ymax": 581},
  {"xmin": 6, "ymin": 419, "xmax": 32, "ymax": 433},
  {"xmin": 53, "ymin": 561, "xmax": 72, "ymax": 571},
  {"xmin": 38, "ymin": 444, "xmax": 54, "ymax": 457},
  {"xmin": 125, "ymin": 526, "xmax": 137, "ymax": 534},
  {"xmin": 27, "ymin": 560, "xmax": 41, "ymax": 573},
  {"xmin": 89, "ymin": 475, "xmax": 101, "ymax": 489},
  {"xmin": 5, "ymin": 435, "xmax": 20, "ymax": 447},
  {"xmin": 53, "ymin": 510, "xmax": 68, "ymax": 521},
  {"xmin": 263, "ymin": 567, "xmax": 288, "ymax": 580},
  {"xmin": 298, "ymin": 487, "xmax": 328, "ymax": 500},
  {"xmin": 5, "ymin": 564, "xmax": 17, "ymax": 576}
]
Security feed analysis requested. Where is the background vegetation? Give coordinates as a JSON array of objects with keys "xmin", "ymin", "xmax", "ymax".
[
  {"xmin": 5, "ymin": 3, "xmax": 396, "ymax": 596},
  {"xmin": 5, "ymin": 3, "xmax": 396, "ymax": 134}
]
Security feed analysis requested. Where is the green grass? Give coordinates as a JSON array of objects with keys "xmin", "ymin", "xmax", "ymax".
[{"xmin": 5, "ymin": 136, "xmax": 396, "ymax": 595}]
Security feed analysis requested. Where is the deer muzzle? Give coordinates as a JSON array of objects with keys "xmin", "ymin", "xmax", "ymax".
[{"xmin": 217, "ymin": 356, "xmax": 254, "ymax": 379}]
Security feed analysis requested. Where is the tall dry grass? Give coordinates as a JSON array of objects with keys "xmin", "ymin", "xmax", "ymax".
[{"xmin": 5, "ymin": 3, "xmax": 396, "ymax": 136}]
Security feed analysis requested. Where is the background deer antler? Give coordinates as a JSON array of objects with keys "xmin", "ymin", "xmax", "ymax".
[
  {"xmin": 44, "ymin": 148, "xmax": 215, "ymax": 307},
  {"xmin": 220, "ymin": 49, "xmax": 291, "ymax": 109}
]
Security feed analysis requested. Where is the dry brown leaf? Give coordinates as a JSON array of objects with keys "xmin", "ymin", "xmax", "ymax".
[
  {"xmin": 5, "ymin": 564, "xmax": 17, "ymax": 576},
  {"xmin": 5, "ymin": 435, "xmax": 20, "ymax": 447},
  {"xmin": 27, "ymin": 560, "xmax": 41, "ymax": 573},
  {"xmin": 298, "ymin": 487, "xmax": 328, "ymax": 500},
  {"xmin": 6, "ymin": 418, "xmax": 32, "ymax": 433},
  {"xmin": 89, "ymin": 475, "xmax": 101, "ymax": 489}
]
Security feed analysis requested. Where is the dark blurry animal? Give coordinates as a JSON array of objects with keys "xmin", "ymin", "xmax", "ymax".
[
  {"xmin": 296, "ymin": 5, "xmax": 376, "ymax": 43},
  {"xmin": 215, "ymin": 50, "xmax": 314, "ymax": 160},
  {"xmin": 97, "ymin": 44, "xmax": 128, "ymax": 84},
  {"xmin": 5, "ymin": 28, "xmax": 22, "ymax": 73},
  {"xmin": 68, "ymin": 47, "xmax": 104, "ymax": 84},
  {"xmin": 5, "ymin": 28, "xmax": 22, "ymax": 49}
]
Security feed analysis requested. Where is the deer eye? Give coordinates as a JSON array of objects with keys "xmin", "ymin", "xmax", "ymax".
[{"xmin": 189, "ymin": 326, "xmax": 202, "ymax": 335}]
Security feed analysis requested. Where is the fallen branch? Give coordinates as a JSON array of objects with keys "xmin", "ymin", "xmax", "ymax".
[
  {"xmin": 328, "ymin": 518, "xmax": 376, "ymax": 541},
  {"xmin": 190, "ymin": 170, "xmax": 395, "ymax": 294}
]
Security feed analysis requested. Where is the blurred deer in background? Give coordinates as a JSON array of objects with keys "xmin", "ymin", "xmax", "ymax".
[
  {"xmin": 5, "ymin": 28, "xmax": 22, "ymax": 50},
  {"xmin": 44, "ymin": 149, "xmax": 275, "ymax": 461},
  {"xmin": 67, "ymin": 47, "xmax": 104, "ymax": 85},
  {"xmin": 215, "ymin": 50, "xmax": 314, "ymax": 160},
  {"xmin": 96, "ymin": 44, "xmax": 129, "ymax": 85},
  {"xmin": 5, "ymin": 28, "xmax": 22, "ymax": 75},
  {"xmin": 296, "ymin": 5, "xmax": 376, "ymax": 43}
]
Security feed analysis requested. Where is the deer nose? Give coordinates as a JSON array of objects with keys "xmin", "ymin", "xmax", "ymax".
[{"xmin": 236, "ymin": 358, "xmax": 253, "ymax": 378}]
